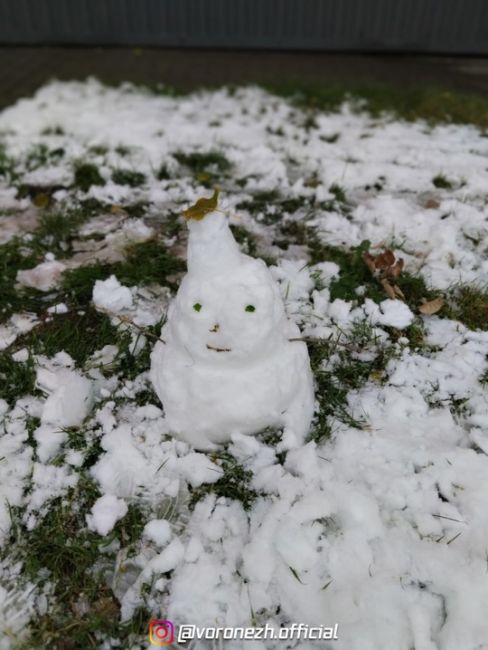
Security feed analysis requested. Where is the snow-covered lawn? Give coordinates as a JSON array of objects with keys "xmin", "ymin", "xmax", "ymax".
[{"xmin": 0, "ymin": 80, "xmax": 488, "ymax": 649}]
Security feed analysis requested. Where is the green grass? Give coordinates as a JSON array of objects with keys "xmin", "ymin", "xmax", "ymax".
[
  {"xmin": 287, "ymin": 223, "xmax": 485, "ymax": 334},
  {"xmin": 73, "ymin": 162, "xmax": 105, "ymax": 192},
  {"xmin": 9, "ymin": 481, "xmax": 102, "ymax": 584},
  {"xmin": 274, "ymin": 219, "xmax": 488, "ymax": 335},
  {"xmin": 0, "ymin": 142, "xmax": 16, "ymax": 181},
  {"xmin": 173, "ymin": 151, "xmax": 232, "ymax": 185},
  {"xmin": 395, "ymin": 273, "xmax": 440, "ymax": 310},
  {"xmin": 117, "ymin": 78, "xmax": 488, "ymax": 131},
  {"xmin": 0, "ymin": 206, "xmax": 98, "ymax": 322},
  {"xmin": 6, "ymin": 479, "xmax": 150, "ymax": 649},
  {"xmin": 308, "ymin": 237, "xmax": 387, "ymax": 303},
  {"xmin": 189, "ymin": 452, "xmax": 259, "ymax": 511},
  {"xmin": 77, "ymin": 197, "xmax": 111, "ymax": 216},
  {"xmin": 112, "ymin": 169, "xmax": 146, "ymax": 187},
  {"xmin": 114, "ymin": 319, "xmax": 165, "ymax": 381},
  {"xmin": 88, "ymin": 144, "xmax": 108, "ymax": 156},
  {"xmin": 36, "ymin": 211, "xmax": 75, "ymax": 243},
  {"xmin": 227, "ymin": 222, "xmax": 275, "ymax": 265},
  {"xmin": 115, "ymin": 145, "xmax": 132, "ymax": 156},
  {"xmin": 122, "ymin": 201, "xmax": 149, "ymax": 218},
  {"xmin": 174, "ymin": 151, "xmax": 231, "ymax": 174},
  {"xmin": 445, "ymin": 285, "xmax": 488, "ymax": 331},
  {"xmin": 116, "ymin": 239, "xmax": 186, "ymax": 288},
  {"xmin": 25, "ymin": 143, "xmax": 64, "ymax": 171},
  {"xmin": 308, "ymin": 321, "xmax": 398, "ymax": 442},
  {"xmin": 328, "ymin": 183, "xmax": 348, "ymax": 204},
  {"xmin": 236, "ymin": 190, "xmax": 281, "ymax": 218},
  {"xmin": 156, "ymin": 163, "xmax": 171, "ymax": 181},
  {"xmin": 61, "ymin": 261, "xmax": 114, "ymax": 306},
  {"xmin": 41, "ymin": 125, "xmax": 65, "ymax": 136},
  {"xmin": 277, "ymin": 222, "xmax": 442, "ymax": 312},
  {"xmin": 0, "ymin": 230, "xmax": 183, "ymax": 369},
  {"xmin": 237, "ymin": 191, "xmax": 314, "ymax": 225},
  {"xmin": 16, "ymin": 184, "xmax": 65, "ymax": 205},
  {"xmin": 321, "ymin": 132, "xmax": 340, "ymax": 143},
  {"xmin": 62, "ymin": 238, "xmax": 186, "ymax": 306},
  {"xmin": 32, "ymin": 208, "xmax": 91, "ymax": 258},
  {"xmin": 18, "ymin": 307, "xmax": 118, "ymax": 368},
  {"xmin": 0, "ymin": 351, "xmax": 37, "ymax": 406},
  {"xmin": 26, "ymin": 238, "xmax": 180, "ymax": 372},
  {"xmin": 268, "ymin": 81, "xmax": 488, "ymax": 130},
  {"xmin": 230, "ymin": 225, "xmax": 259, "ymax": 257},
  {"xmin": 0, "ymin": 239, "xmax": 51, "ymax": 324},
  {"xmin": 256, "ymin": 427, "xmax": 288, "ymax": 464},
  {"xmin": 163, "ymin": 212, "xmax": 184, "ymax": 238},
  {"xmin": 432, "ymin": 174, "xmax": 454, "ymax": 189},
  {"xmin": 401, "ymin": 322, "xmax": 427, "ymax": 350},
  {"xmin": 133, "ymin": 386, "xmax": 160, "ymax": 406}
]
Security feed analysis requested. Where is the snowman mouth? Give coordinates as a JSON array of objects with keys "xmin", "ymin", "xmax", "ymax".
[{"xmin": 206, "ymin": 343, "xmax": 232, "ymax": 353}]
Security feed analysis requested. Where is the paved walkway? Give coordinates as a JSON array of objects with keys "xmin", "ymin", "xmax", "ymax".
[{"xmin": 1, "ymin": 46, "xmax": 488, "ymax": 108}]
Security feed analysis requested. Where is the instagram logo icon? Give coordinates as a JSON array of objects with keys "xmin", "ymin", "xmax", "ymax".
[{"xmin": 149, "ymin": 619, "xmax": 174, "ymax": 646}]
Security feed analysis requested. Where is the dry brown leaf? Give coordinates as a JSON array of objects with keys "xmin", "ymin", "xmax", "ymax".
[
  {"xmin": 418, "ymin": 297, "xmax": 445, "ymax": 315},
  {"xmin": 425, "ymin": 198, "xmax": 441, "ymax": 209},
  {"xmin": 393, "ymin": 284, "xmax": 406, "ymax": 299},
  {"xmin": 304, "ymin": 176, "xmax": 320, "ymax": 188},
  {"xmin": 33, "ymin": 192, "xmax": 50, "ymax": 208},
  {"xmin": 375, "ymin": 249, "xmax": 395, "ymax": 270},
  {"xmin": 110, "ymin": 205, "xmax": 127, "ymax": 215},
  {"xmin": 388, "ymin": 258, "xmax": 404, "ymax": 279},
  {"xmin": 362, "ymin": 251, "xmax": 376, "ymax": 274},
  {"xmin": 380, "ymin": 278, "xmax": 397, "ymax": 300},
  {"xmin": 364, "ymin": 248, "xmax": 406, "ymax": 300},
  {"xmin": 369, "ymin": 370, "xmax": 384, "ymax": 382}
]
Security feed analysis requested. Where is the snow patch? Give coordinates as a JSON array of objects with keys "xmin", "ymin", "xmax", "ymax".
[
  {"xmin": 93, "ymin": 275, "xmax": 133, "ymax": 312},
  {"xmin": 86, "ymin": 494, "xmax": 128, "ymax": 536},
  {"xmin": 16, "ymin": 259, "xmax": 66, "ymax": 291}
]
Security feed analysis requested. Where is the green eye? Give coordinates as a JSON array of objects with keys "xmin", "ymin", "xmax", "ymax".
[
  {"xmin": 193, "ymin": 303, "xmax": 202, "ymax": 312},
  {"xmin": 245, "ymin": 304, "xmax": 256, "ymax": 313}
]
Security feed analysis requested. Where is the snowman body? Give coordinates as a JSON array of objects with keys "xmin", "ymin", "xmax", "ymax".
[{"xmin": 150, "ymin": 210, "xmax": 314, "ymax": 450}]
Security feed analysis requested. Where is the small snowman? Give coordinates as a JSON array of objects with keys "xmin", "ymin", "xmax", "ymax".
[{"xmin": 150, "ymin": 191, "xmax": 315, "ymax": 450}]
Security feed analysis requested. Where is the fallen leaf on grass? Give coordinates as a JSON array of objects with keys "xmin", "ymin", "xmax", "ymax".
[
  {"xmin": 33, "ymin": 192, "xmax": 50, "ymax": 208},
  {"xmin": 362, "ymin": 249, "xmax": 404, "ymax": 279},
  {"xmin": 304, "ymin": 176, "xmax": 320, "ymax": 188},
  {"xmin": 110, "ymin": 205, "xmax": 127, "ymax": 215},
  {"xmin": 418, "ymin": 297, "xmax": 445, "ymax": 315},
  {"xmin": 380, "ymin": 278, "xmax": 397, "ymax": 300},
  {"xmin": 389, "ymin": 259, "xmax": 404, "ymax": 279},
  {"xmin": 369, "ymin": 370, "xmax": 384, "ymax": 382},
  {"xmin": 363, "ymin": 248, "xmax": 405, "ymax": 300},
  {"xmin": 196, "ymin": 172, "xmax": 211, "ymax": 184},
  {"xmin": 373, "ymin": 249, "xmax": 395, "ymax": 270},
  {"xmin": 362, "ymin": 251, "xmax": 377, "ymax": 274},
  {"xmin": 394, "ymin": 284, "xmax": 405, "ymax": 299}
]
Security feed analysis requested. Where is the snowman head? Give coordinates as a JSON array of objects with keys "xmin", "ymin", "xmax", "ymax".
[{"xmin": 168, "ymin": 209, "xmax": 287, "ymax": 362}]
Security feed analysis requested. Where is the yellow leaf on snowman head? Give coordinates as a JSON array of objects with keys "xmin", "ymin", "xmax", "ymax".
[{"xmin": 183, "ymin": 188, "xmax": 220, "ymax": 221}]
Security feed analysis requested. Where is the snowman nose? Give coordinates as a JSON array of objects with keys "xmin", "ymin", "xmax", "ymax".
[{"xmin": 209, "ymin": 323, "xmax": 220, "ymax": 333}]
